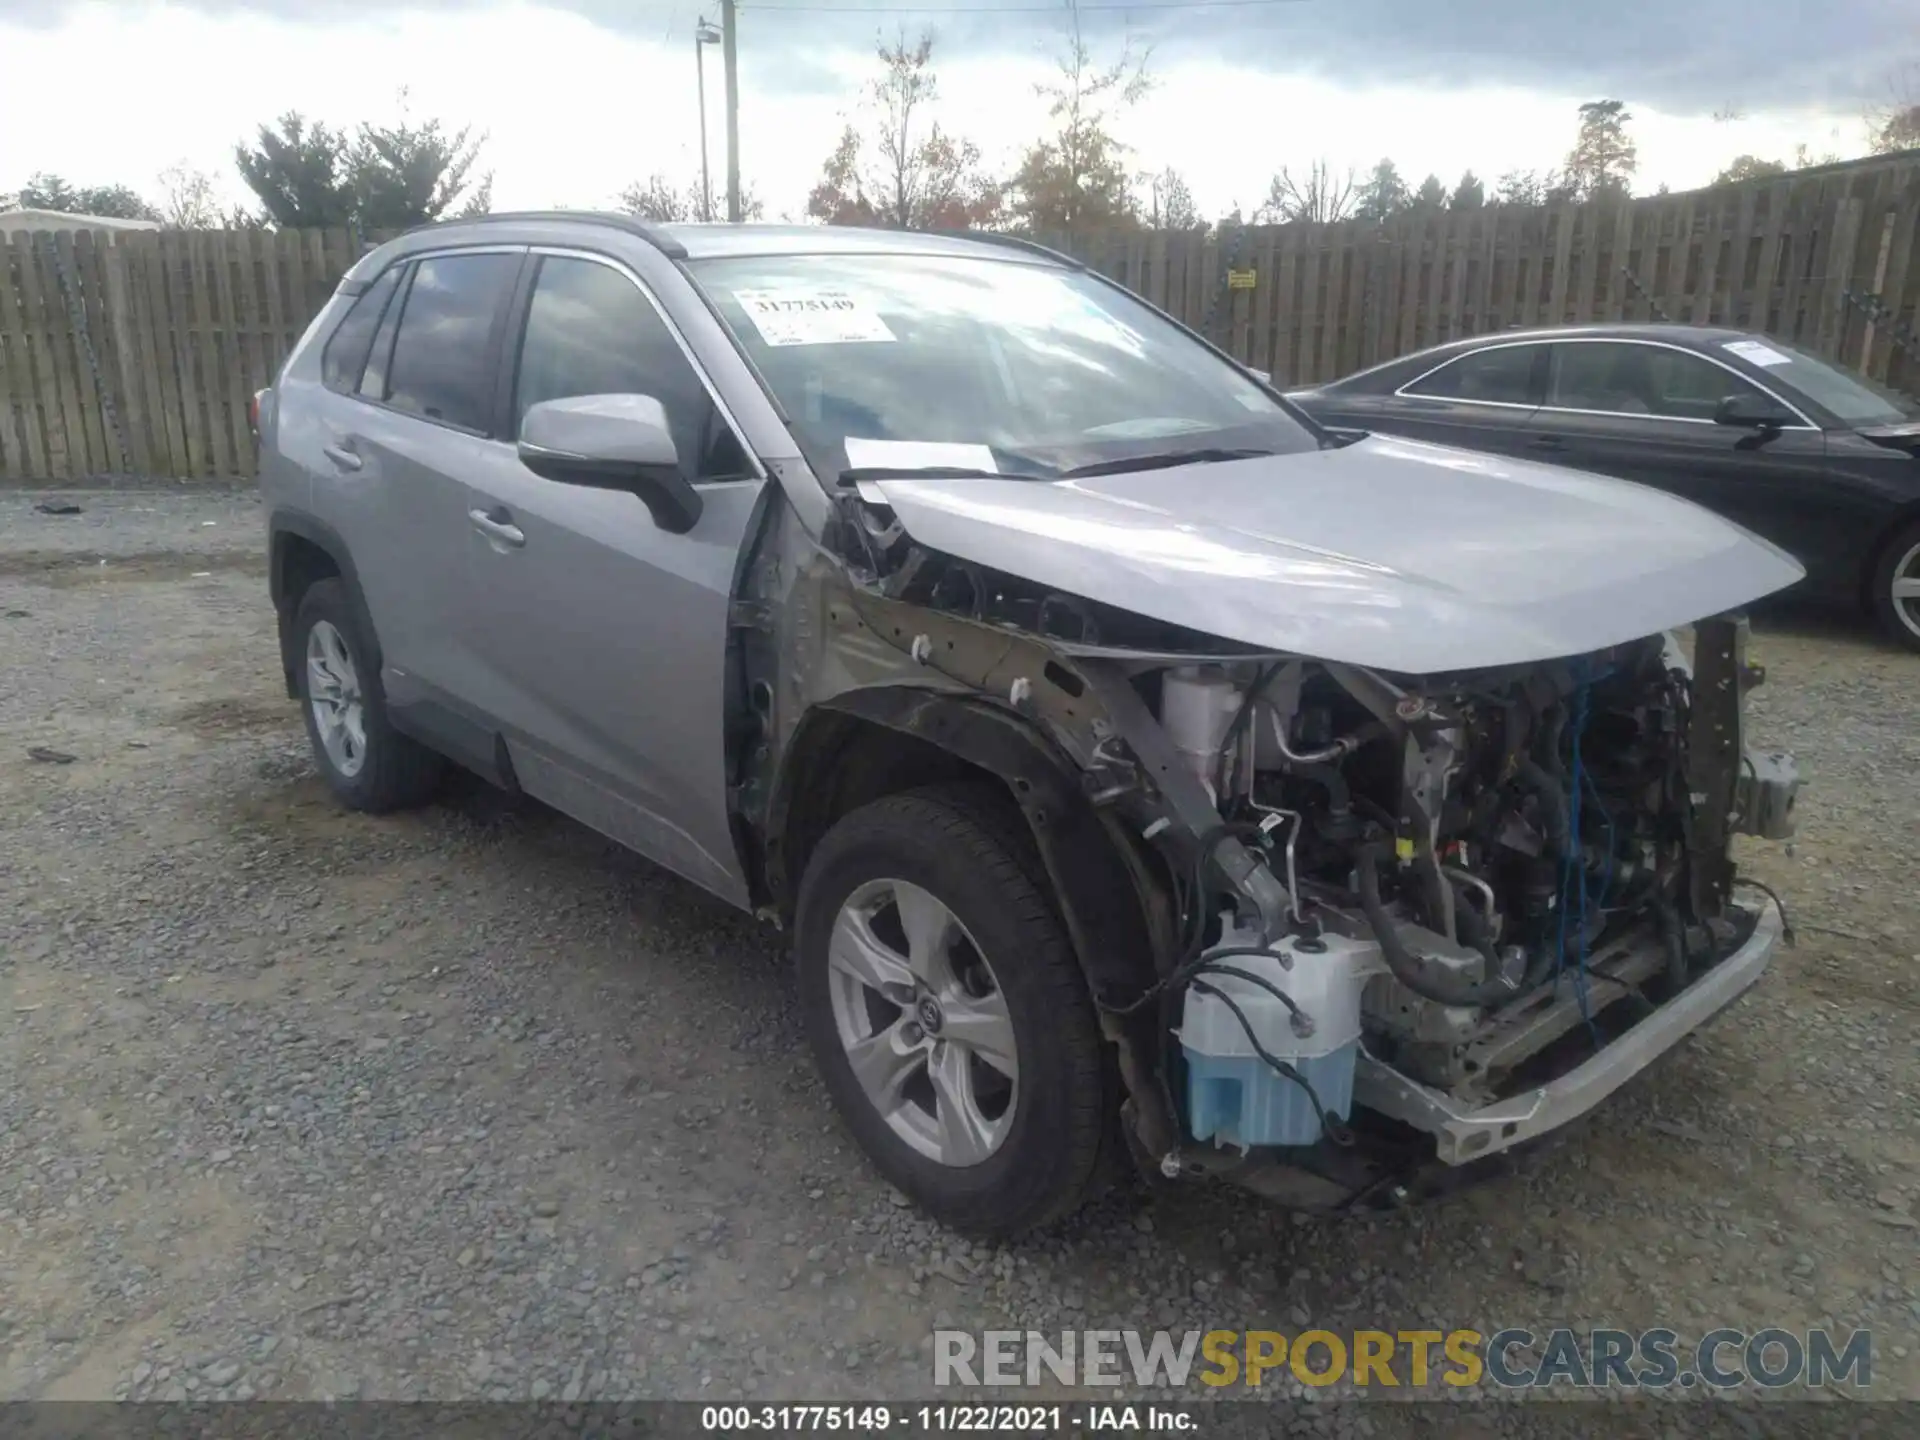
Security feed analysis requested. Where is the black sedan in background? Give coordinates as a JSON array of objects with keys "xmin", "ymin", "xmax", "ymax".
[{"xmin": 1287, "ymin": 324, "xmax": 1920, "ymax": 650}]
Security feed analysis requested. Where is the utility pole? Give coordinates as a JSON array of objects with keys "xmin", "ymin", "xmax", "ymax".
[
  {"xmin": 695, "ymin": 18, "xmax": 721, "ymax": 222},
  {"xmin": 721, "ymin": 0, "xmax": 741, "ymax": 223}
]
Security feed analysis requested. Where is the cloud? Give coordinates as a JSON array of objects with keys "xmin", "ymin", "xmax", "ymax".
[
  {"xmin": 1143, "ymin": 0, "xmax": 1918, "ymax": 114},
  {"xmin": 4, "ymin": 0, "xmax": 1913, "ymax": 114}
]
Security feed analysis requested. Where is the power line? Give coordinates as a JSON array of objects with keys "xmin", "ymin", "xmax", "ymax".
[{"xmin": 740, "ymin": 0, "xmax": 1309, "ymax": 14}]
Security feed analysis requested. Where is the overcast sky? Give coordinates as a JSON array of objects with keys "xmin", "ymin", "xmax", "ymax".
[{"xmin": 1, "ymin": 0, "xmax": 1913, "ymax": 220}]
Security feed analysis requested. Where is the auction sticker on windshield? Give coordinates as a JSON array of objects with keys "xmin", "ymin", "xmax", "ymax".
[{"xmin": 733, "ymin": 289, "xmax": 896, "ymax": 346}]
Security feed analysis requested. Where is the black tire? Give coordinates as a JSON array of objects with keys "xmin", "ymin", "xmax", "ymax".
[
  {"xmin": 292, "ymin": 577, "xmax": 445, "ymax": 812},
  {"xmin": 1870, "ymin": 518, "xmax": 1920, "ymax": 654},
  {"xmin": 795, "ymin": 784, "xmax": 1111, "ymax": 1238}
]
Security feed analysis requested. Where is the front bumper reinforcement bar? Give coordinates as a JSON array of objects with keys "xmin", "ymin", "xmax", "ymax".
[{"xmin": 1353, "ymin": 898, "xmax": 1784, "ymax": 1166}]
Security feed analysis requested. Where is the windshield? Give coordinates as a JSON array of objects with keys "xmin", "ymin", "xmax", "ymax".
[
  {"xmin": 686, "ymin": 252, "xmax": 1319, "ymax": 479},
  {"xmin": 1722, "ymin": 336, "xmax": 1912, "ymax": 424}
]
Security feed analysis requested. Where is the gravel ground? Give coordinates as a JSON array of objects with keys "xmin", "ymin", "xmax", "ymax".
[{"xmin": 2, "ymin": 487, "xmax": 1915, "ymax": 1426}]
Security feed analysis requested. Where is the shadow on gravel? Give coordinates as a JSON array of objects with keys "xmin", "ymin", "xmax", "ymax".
[
  {"xmin": 174, "ymin": 695, "xmax": 298, "ymax": 738},
  {"xmin": 228, "ymin": 762, "xmax": 769, "ymax": 953},
  {"xmin": 1749, "ymin": 596, "xmax": 1914, "ymax": 657},
  {"xmin": 0, "ymin": 550, "xmax": 265, "ymax": 585}
]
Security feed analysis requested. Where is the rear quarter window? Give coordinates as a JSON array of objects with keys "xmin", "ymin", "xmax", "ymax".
[
  {"xmin": 1404, "ymin": 344, "xmax": 1545, "ymax": 405},
  {"xmin": 321, "ymin": 267, "xmax": 402, "ymax": 395}
]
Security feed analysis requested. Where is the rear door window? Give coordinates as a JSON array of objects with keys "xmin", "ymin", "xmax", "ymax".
[
  {"xmin": 321, "ymin": 266, "xmax": 402, "ymax": 394},
  {"xmin": 1402, "ymin": 344, "xmax": 1545, "ymax": 406},
  {"xmin": 377, "ymin": 252, "xmax": 520, "ymax": 433}
]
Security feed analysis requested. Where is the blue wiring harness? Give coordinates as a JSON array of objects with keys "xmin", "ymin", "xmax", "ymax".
[{"xmin": 1559, "ymin": 670, "xmax": 1618, "ymax": 1049}]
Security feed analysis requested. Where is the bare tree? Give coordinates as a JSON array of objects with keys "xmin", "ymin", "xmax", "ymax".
[
  {"xmin": 1862, "ymin": 63, "xmax": 1917, "ymax": 154},
  {"xmin": 807, "ymin": 31, "xmax": 1000, "ymax": 229},
  {"xmin": 619, "ymin": 174, "xmax": 693, "ymax": 222},
  {"xmin": 157, "ymin": 163, "xmax": 221, "ymax": 228},
  {"xmin": 1143, "ymin": 168, "xmax": 1201, "ymax": 229},
  {"xmin": 620, "ymin": 173, "xmax": 762, "ymax": 222},
  {"xmin": 1008, "ymin": 0, "xmax": 1152, "ymax": 236},
  {"xmin": 1253, "ymin": 160, "xmax": 1356, "ymax": 224},
  {"xmin": 1494, "ymin": 168, "xmax": 1562, "ymax": 206}
]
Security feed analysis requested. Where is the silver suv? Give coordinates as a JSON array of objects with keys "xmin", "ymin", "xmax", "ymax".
[{"xmin": 259, "ymin": 214, "xmax": 1802, "ymax": 1237}]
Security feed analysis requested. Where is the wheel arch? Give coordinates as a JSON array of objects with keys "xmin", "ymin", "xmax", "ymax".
[
  {"xmin": 764, "ymin": 687, "xmax": 1171, "ymax": 1011},
  {"xmin": 269, "ymin": 510, "xmax": 375, "ymax": 699},
  {"xmin": 1863, "ymin": 499, "xmax": 1920, "ymax": 612}
]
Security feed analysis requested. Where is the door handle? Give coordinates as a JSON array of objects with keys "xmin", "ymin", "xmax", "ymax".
[
  {"xmin": 322, "ymin": 443, "xmax": 363, "ymax": 472},
  {"xmin": 469, "ymin": 507, "xmax": 526, "ymax": 548},
  {"xmin": 1529, "ymin": 435, "xmax": 1566, "ymax": 452}
]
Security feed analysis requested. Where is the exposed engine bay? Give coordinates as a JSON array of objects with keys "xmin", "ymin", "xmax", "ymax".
[
  {"xmin": 1094, "ymin": 622, "xmax": 1793, "ymax": 1203},
  {"xmin": 744, "ymin": 473, "xmax": 1804, "ymax": 1211},
  {"xmin": 1148, "ymin": 631, "xmax": 1794, "ymax": 1115}
]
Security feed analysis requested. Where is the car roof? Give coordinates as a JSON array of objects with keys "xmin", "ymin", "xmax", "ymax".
[
  {"xmin": 370, "ymin": 211, "xmax": 1075, "ymax": 267},
  {"xmin": 1307, "ymin": 321, "xmax": 1764, "ymax": 392},
  {"xmin": 657, "ymin": 221, "xmax": 1074, "ymax": 264},
  {"xmin": 1443, "ymin": 322, "xmax": 1758, "ymax": 347},
  {"xmin": 1415, "ymin": 322, "xmax": 1754, "ymax": 353}
]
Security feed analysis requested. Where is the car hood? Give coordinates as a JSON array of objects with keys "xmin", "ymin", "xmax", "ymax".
[{"xmin": 868, "ymin": 435, "xmax": 1805, "ymax": 674}]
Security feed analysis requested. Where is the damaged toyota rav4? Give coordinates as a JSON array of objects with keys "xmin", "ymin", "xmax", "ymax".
[{"xmin": 258, "ymin": 216, "xmax": 1804, "ymax": 1237}]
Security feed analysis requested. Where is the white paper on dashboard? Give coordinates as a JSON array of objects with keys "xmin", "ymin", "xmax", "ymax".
[
  {"xmin": 1722, "ymin": 339, "xmax": 1792, "ymax": 368},
  {"xmin": 843, "ymin": 438, "xmax": 999, "ymax": 473}
]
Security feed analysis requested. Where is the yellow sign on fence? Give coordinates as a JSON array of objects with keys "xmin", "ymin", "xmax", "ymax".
[{"xmin": 1226, "ymin": 269, "xmax": 1258, "ymax": 290}]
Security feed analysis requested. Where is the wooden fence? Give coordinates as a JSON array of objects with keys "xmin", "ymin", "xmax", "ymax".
[
  {"xmin": 1067, "ymin": 153, "xmax": 1920, "ymax": 398},
  {"xmin": 4, "ymin": 153, "xmax": 1919, "ymax": 483},
  {"xmin": 0, "ymin": 227, "xmax": 361, "ymax": 483}
]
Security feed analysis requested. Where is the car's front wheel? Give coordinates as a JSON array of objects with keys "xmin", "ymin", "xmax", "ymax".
[
  {"xmin": 292, "ymin": 578, "xmax": 445, "ymax": 811},
  {"xmin": 1873, "ymin": 519, "xmax": 1920, "ymax": 653},
  {"xmin": 795, "ymin": 786, "xmax": 1110, "ymax": 1237}
]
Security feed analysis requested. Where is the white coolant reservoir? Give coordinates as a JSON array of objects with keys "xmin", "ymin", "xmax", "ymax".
[
  {"xmin": 1176, "ymin": 927, "xmax": 1387, "ymax": 1148},
  {"xmin": 1158, "ymin": 667, "xmax": 1243, "ymax": 799}
]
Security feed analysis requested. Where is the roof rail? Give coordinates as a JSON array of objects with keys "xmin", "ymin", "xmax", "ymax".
[
  {"xmin": 395, "ymin": 210, "xmax": 688, "ymax": 259},
  {"xmin": 927, "ymin": 230, "xmax": 1084, "ymax": 269}
]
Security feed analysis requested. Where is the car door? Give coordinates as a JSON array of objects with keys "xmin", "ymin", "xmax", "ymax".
[
  {"xmin": 303, "ymin": 248, "xmax": 523, "ymax": 724},
  {"xmin": 1365, "ymin": 341, "xmax": 1550, "ymax": 457},
  {"xmin": 1523, "ymin": 340, "xmax": 1840, "ymax": 569},
  {"xmin": 454, "ymin": 249, "xmax": 766, "ymax": 906}
]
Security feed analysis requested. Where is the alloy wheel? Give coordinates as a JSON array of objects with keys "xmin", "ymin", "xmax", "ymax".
[
  {"xmin": 306, "ymin": 619, "xmax": 368, "ymax": 779},
  {"xmin": 1891, "ymin": 539, "xmax": 1920, "ymax": 643},
  {"xmin": 824, "ymin": 878, "xmax": 1019, "ymax": 1167}
]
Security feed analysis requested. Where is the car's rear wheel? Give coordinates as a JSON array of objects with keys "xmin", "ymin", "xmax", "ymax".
[
  {"xmin": 795, "ymin": 785, "xmax": 1109, "ymax": 1237},
  {"xmin": 1872, "ymin": 519, "xmax": 1920, "ymax": 654},
  {"xmin": 293, "ymin": 578, "xmax": 445, "ymax": 811}
]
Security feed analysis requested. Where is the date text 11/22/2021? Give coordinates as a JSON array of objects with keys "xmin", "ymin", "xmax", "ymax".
[{"xmin": 700, "ymin": 1405, "xmax": 1200, "ymax": 1433}]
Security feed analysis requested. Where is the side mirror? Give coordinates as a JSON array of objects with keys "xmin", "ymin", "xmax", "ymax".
[
  {"xmin": 517, "ymin": 394, "xmax": 703, "ymax": 534},
  {"xmin": 1712, "ymin": 392, "xmax": 1792, "ymax": 430}
]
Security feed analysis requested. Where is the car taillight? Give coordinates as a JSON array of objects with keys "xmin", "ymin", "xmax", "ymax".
[{"xmin": 249, "ymin": 390, "xmax": 266, "ymax": 441}]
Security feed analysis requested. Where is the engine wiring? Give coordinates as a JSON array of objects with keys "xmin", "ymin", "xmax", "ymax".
[
  {"xmin": 1732, "ymin": 876, "xmax": 1798, "ymax": 945},
  {"xmin": 1559, "ymin": 680, "xmax": 1603, "ymax": 1049}
]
